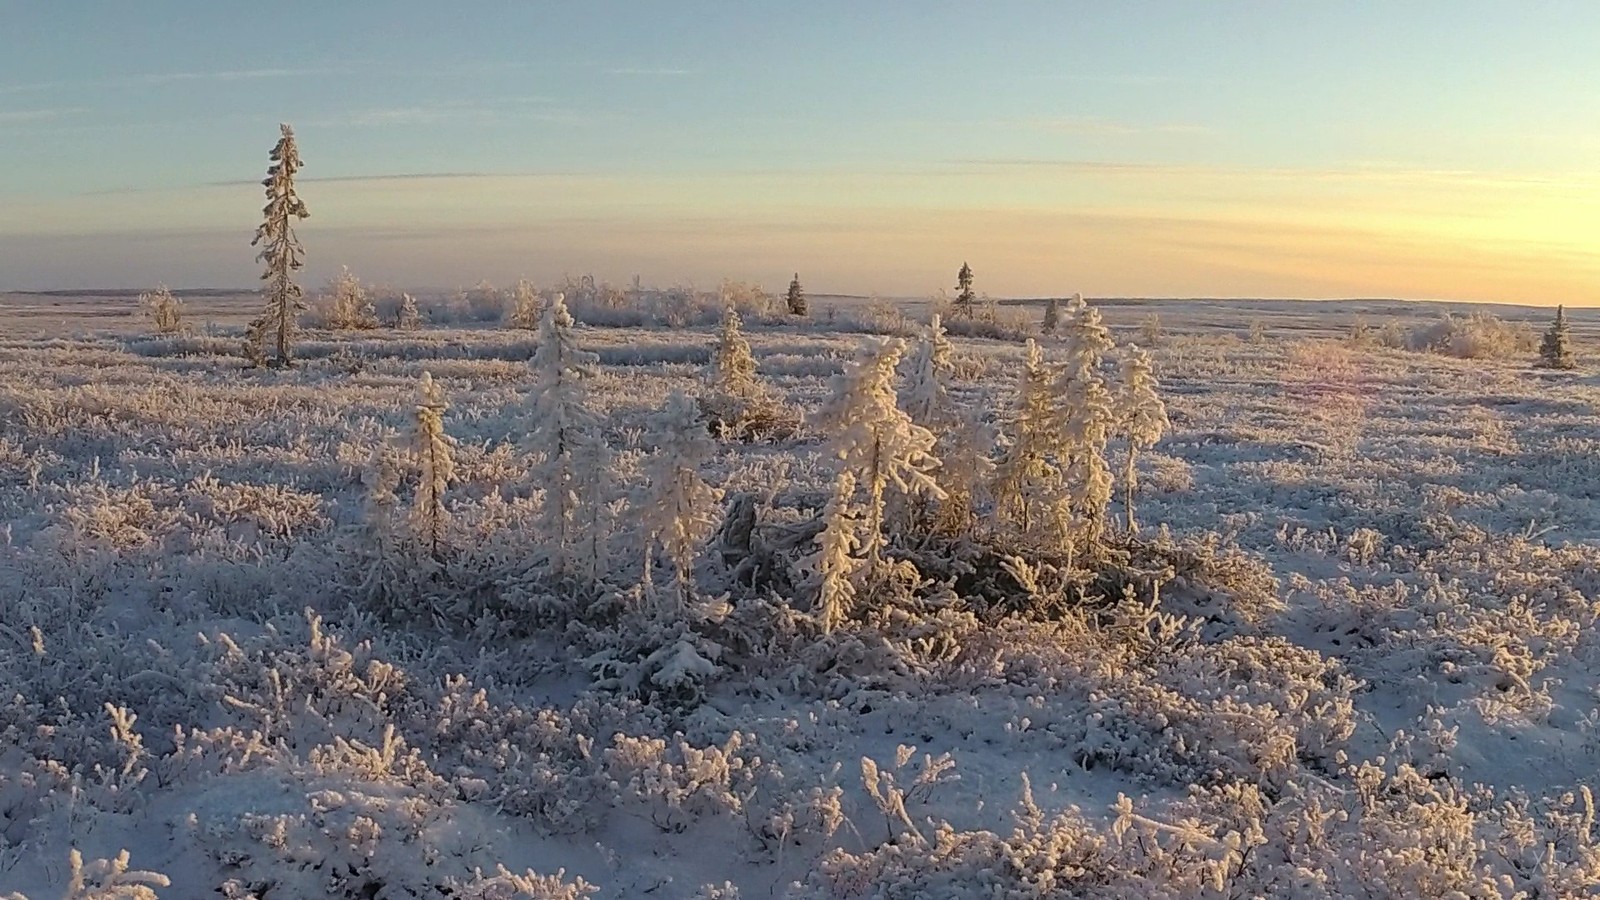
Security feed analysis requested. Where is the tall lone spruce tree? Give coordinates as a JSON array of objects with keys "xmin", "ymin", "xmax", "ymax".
[
  {"xmin": 952, "ymin": 262, "xmax": 976, "ymax": 319},
  {"xmin": 1539, "ymin": 305, "xmax": 1576, "ymax": 370},
  {"xmin": 247, "ymin": 124, "xmax": 310, "ymax": 367},
  {"xmin": 786, "ymin": 273, "xmax": 808, "ymax": 316}
]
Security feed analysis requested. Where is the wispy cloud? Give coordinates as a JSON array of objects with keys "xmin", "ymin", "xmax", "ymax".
[
  {"xmin": 0, "ymin": 107, "xmax": 86, "ymax": 123},
  {"xmin": 303, "ymin": 172, "xmax": 501, "ymax": 185},
  {"xmin": 341, "ymin": 107, "xmax": 476, "ymax": 127},
  {"xmin": 603, "ymin": 67, "xmax": 692, "ymax": 77},
  {"xmin": 0, "ymin": 66, "xmax": 339, "ymax": 96},
  {"xmin": 139, "ymin": 67, "xmax": 331, "ymax": 85},
  {"xmin": 193, "ymin": 172, "xmax": 496, "ymax": 190},
  {"xmin": 949, "ymin": 158, "xmax": 1600, "ymax": 189},
  {"xmin": 1027, "ymin": 116, "xmax": 1213, "ymax": 137},
  {"xmin": 303, "ymin": 95, "xmax": 572, "ymax": 129}
]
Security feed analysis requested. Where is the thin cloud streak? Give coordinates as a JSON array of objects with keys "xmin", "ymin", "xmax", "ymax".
[
  {"xmin": 950, "ymin": 158, "xmax": 1600, "ymax": 189},
  {"xmin": 0, "ymin": 66, "xmax": 339, "ymax": 95},
  {"xmin": 0, "ymin": 107, "xmax": 86, "ymax": 123},
  {"xmin": 1026, "ymin": 116, "xmax": 1214, "ymax": 136},
  {"xmin": 603, "ymin": 67, "xmax": 692, "ymax": 77}
]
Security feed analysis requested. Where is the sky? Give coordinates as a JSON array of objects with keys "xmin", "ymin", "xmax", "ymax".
[{"xmin": 2, "ymin": 1, "xmax": 1598, "ymax": 303}]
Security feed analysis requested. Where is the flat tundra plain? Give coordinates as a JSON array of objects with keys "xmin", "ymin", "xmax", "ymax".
[{"xmin": 1, "ymin": 290, "xmax": 1598, "ymax": 898}]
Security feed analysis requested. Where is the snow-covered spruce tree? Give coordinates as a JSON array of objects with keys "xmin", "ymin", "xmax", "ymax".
[
  {"xmin": 247, "ymin": 123, "xmax": 310, "ymax": 368},
  {"xmin": 702, "ymin": 303, "xmax": 794, "ymax": 439},
  {"xmin": 1116, "ymin": 344, "xmax": 1169, "ymax": 534},
  {"xmin": 900, "ymin": 314, "xmax": 954, "ymax": 426},
  {"xmin": 138, "ymin": 284, "xmax": 183, "ymax": 334},
  {"xmin": 952, "ymin": 261, "xmax": 976, "ymax": 319},
  {"xmin": 1041, "ymin": 295, "xmax": 1061, "ymax": 335},
  {"xmin": 786, "ymin": 273, "xmax": 808, "ymax": 317},
  {"xmin": 509, "ymin": 278, "xmax": 541, "ymax": 330},
  {"xmin": 1139, "ymin": 312, "xmax": 1163, "ymax": 347},
  {"xmin": 814, "ymin": 337, "xmax": 944, "ymax": 576},
  {"xmin": 408, "ymin": 371, "xmax": 456, "ymax": 559},
  {"xmin": 899, "ymin": 313, "xmax": 991, "ymax": 532},
  {"xmin": 1539, "ymin": 304, "xmax": 1576, "ymax": 370},
  {"xmin": 1059, "ymin": 293, "xmax": 1112, "ymax": 370},
  {"xmin": 709, "ymin": 304, "xmax": 759, "ymax": 397},
  {"xmin": 325, "ymin": 265, "xmax": 377, "ymax": 330},
  {"xmin": 1050, "ymin": 293, "xmax": 1118, "ymax": 553},
  {"xmin": 809, "ymin": 471, "xmax": 861, "ymax": 634},
  {"xmin": 525, "ymin": 293, "xmax": 608, "ymax": 583},
  {"xmin": 397, "ymin": 293, "xmax": 422, "ymax": 330},
  {"xmin": 354, "ymin": 438, "xmax": 408, "ymax": 606},
  {"xmin": 640, "ymin": 391, "xmax": 723, "ymax": 615},
  {"xmin": 992, "ymin": 339, "xmax": 1059, "ymax": 537}
]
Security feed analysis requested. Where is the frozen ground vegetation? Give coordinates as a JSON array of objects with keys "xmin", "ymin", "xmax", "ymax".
[{"xmin": 0, "ymin": 290, "xmax": 1597, "ymax": 898}]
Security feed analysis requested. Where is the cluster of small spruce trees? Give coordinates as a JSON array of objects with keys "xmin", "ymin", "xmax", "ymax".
[{"xmin": 364, "ymin": 288, "xmax": 1170, "ymax": 633}]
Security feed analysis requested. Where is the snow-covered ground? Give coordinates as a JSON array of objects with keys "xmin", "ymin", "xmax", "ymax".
[{"xmin": 1, "ymin": 289, "xmax": 1597, "ymax": 898}]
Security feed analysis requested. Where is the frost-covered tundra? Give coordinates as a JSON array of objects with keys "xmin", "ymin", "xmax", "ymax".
[
  {"xmin": 3, "ymin": 291, "xmax": 1600, "ymax": 899},
  {"xmin": 245, "ymin": 123, "xmax": 310, "ymax": 367}
]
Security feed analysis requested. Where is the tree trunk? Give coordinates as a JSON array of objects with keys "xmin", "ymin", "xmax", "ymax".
[{"xmin": 1124, "ymin": 445, "xmax": 1139, "ymax": 534}]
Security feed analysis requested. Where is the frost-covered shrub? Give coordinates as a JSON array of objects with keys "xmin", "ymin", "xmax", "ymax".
[
  {"xmin": 5, "ymin": 849, "xmax": 170, "ymax": 900},
  {"xmin": 315, "ymin": 266, "xmax": 378, "ymax": 330},
  {"xmin": 930, "ymin": 295, "xmax": 1035, "ymax": 342},
  {"xmin": 138, "ymin": 285, "xmax": 183, "ymax": 335},
  {"xmin": 603, "ymin": 731, "xmax": 763, "ymax": 832},
  {"xmin": 1382, "ymin": 309, "xmax": 1537, "ymax": 359},
  {"xmin": 507, "ymin": 278, "xmax": 541, "ymax": 330},
  {"xmin": 396, "ymin": 292, "xmax": 422, "ymax": 330}
]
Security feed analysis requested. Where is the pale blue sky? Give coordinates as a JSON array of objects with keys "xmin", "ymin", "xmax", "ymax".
[{"xmin": 3, "ymin": 2, "xmax": 1598, "ymax": 301}]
